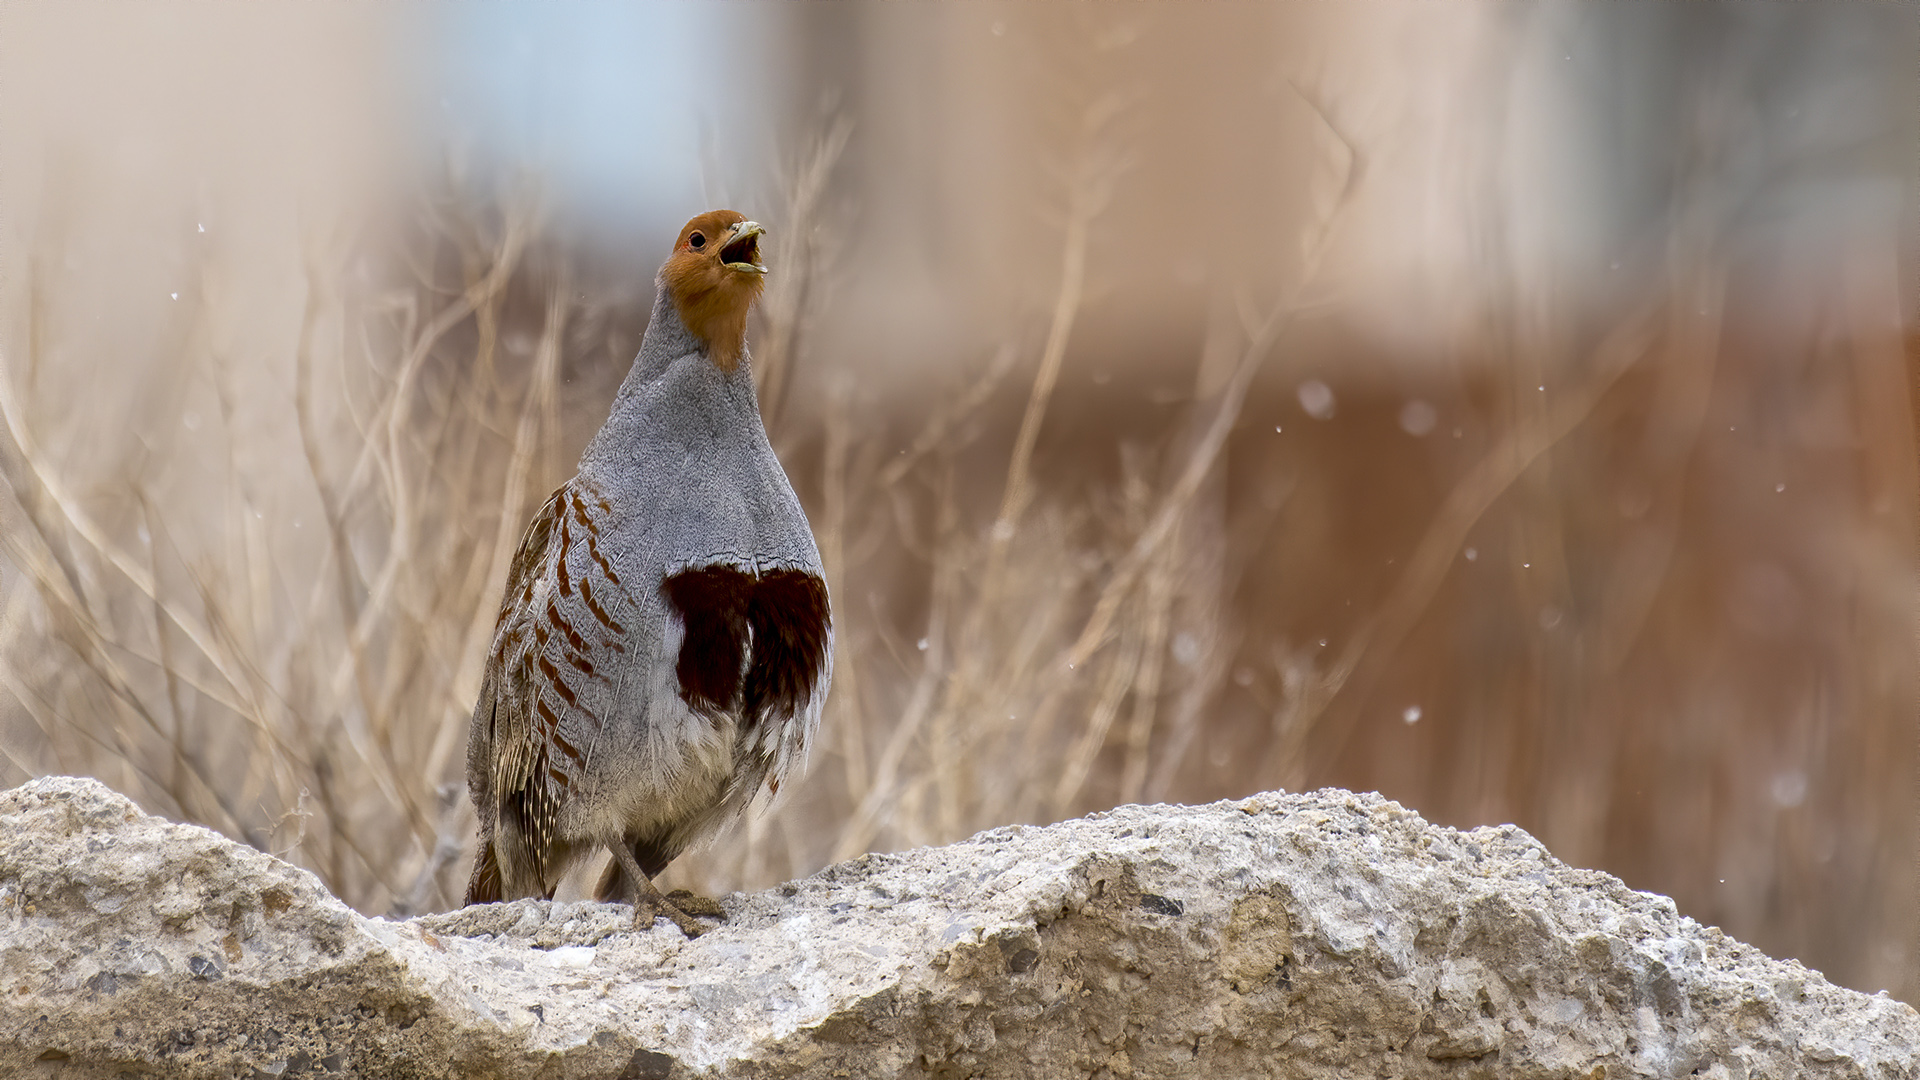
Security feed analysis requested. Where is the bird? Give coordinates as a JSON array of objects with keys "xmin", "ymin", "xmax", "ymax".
[{"xmin": 463, "ymin": 210, "xmax": 831, "ymax": 937}]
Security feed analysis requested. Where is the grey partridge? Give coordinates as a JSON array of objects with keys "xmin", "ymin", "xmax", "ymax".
[{"xmin": 464, "ymin": 211, "xmax": 831, "ymax": 937}]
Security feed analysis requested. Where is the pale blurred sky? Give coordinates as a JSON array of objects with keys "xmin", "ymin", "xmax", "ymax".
[
  {"xmin": 0, "ymin": 2, "xmax": 1909, "ymax": 392},
  {"xmin": 415, "ymin": 3, "xmax": 787, "ymax": 235}
]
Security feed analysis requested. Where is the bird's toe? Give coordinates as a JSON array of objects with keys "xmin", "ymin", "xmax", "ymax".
[
  {"xmin": 632, "ymin": 894, "xmax": 712, "ymax": 938},
  {"xmin": 664, "ymin": 889, "xmax": 728, "ymax": 920}
]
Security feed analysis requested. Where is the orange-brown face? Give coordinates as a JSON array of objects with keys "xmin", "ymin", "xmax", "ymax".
[{"xmin": 659, "ymin": 210, "xmax": 767, "ymax": 372}]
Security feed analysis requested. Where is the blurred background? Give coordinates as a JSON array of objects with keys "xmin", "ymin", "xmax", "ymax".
[{"xmin": 2, "ymin": 3, "xmax": 1915, "ymax": 1000}]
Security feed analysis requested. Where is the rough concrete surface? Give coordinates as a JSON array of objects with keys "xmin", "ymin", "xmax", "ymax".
[{"xmin": 1, "ymin": 776, "xmax": 1913, "ymax": 1079}]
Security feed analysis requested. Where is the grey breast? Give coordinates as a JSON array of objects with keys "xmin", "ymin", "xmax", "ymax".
[
  {"xmin": 565, "ymin": 289, "xmax": 832, "ymax": 805},
  {"xmin": 468, "ymin": 287, "xmax": 833, "ymax": 898}
]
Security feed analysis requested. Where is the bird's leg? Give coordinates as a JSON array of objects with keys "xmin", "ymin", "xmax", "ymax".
[{"xmin": 609, "ymin": 843, "xmax": 716, "ymax": 938}]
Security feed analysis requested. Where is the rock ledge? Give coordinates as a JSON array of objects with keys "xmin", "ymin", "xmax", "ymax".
[{"xmin": 2, "ymin": 775, "xmax": 1914, "ymax": 1078}]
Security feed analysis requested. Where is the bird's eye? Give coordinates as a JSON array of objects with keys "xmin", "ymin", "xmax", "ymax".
[{"xmin": 689, "ymin": 232, "xmax": 705, "ymax": 250}]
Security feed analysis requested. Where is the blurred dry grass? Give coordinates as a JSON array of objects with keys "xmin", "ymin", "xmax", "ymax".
[{"xmin": 0, "ymin": 2, "xmax": 1914, "ymax": 1005}]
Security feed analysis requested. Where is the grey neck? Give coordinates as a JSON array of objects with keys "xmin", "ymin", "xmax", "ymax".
[
  {"xmin": 581, "ymin": 285, "xmax": 763, "ymax": 469},
  {"xmin": 621, "ymin": 286, "xmax": 705, "ymax": 387}
]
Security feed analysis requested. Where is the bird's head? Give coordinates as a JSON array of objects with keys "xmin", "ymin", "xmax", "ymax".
[{"xmin": 659, "ymin": 210, "xmax": 767, "ymax": 372}]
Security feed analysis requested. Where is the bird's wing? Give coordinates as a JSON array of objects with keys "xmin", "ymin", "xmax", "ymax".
[
  {"xmin": 483, "ymin": 485, "xmax": 562, "ymax": 791},
  {"xmin": 472, "ymin": 483, "xmax": 578, "ymax": 892}
]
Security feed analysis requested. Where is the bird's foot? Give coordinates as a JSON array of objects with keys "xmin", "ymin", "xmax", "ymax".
[
  {"xmin": 633, "ymin": 890, "xmax": 725, "ymax": 938},
  {"xmin": 664, "ymin": 889, "xmax": 727, "ymax": 920}
]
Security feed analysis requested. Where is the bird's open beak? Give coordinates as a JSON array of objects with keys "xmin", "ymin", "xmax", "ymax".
[{"xmin": 720, "ymin": 222, "xmax": 767, "ymax": 275}]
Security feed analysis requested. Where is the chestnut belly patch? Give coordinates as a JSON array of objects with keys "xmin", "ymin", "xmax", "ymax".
[{"xmin": 660, "ymin": 565, "xmax": 829, "ymax": 727}]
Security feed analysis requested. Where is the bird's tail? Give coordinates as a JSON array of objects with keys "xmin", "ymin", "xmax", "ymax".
[{"xmin": 465, "ymin": 840, "xmax": 502, "ymax": 905}]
